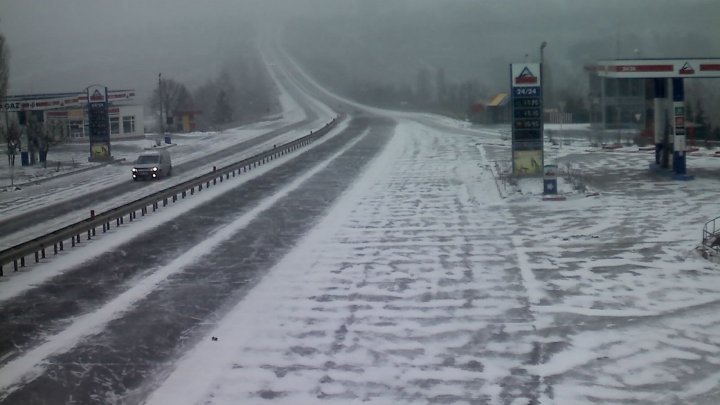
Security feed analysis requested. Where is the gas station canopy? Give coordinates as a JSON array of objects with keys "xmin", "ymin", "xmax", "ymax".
[{"xmin": 595, "ymin": 58, "xmax": 720, "ymax": 79}]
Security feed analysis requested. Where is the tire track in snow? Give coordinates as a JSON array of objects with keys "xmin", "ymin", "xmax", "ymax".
[
  {"xmin": 0, "ymin": 118, "xmax": 392, "ymax": 403},
  {"xmin": 155, "ymin": 120, "xmax": 547, "ymax": 404}
]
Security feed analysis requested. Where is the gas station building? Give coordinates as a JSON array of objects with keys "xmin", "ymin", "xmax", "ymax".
[{"xmin": 1, "ymin": 89, "xmax": 143, "ymax": 139}]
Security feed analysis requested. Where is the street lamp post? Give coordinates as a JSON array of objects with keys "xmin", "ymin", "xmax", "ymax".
[
  {"xmin": 540, "ymin": 41, "xmax": 547, "ymax": 88},
  {"xmin": 158, "ymin": 73, "xmax": 164, "ymax": 138}
]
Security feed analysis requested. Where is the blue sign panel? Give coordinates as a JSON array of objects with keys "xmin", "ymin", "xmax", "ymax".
[{"xmin": 513, "ymin": 86, "xmax": 542, "ymax": 97}]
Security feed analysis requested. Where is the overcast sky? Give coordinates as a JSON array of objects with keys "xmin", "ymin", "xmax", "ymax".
[{"xmin": 2, "ymin": 0, "xmax": 719, "ymax": 102}]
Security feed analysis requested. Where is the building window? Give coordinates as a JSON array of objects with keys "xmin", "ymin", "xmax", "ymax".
[
  {"xmin": 110, "ymin": 117, "xmax": 120, "ymax": 135},
  {"xmin": 123, "ymin": 116, "xmax": 135, "ymax": 134}
]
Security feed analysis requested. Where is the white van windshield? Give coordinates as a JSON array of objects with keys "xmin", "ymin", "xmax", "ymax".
[{"xmin": 136, "ymin": 155, "xmax": 160, "ymax": 164}]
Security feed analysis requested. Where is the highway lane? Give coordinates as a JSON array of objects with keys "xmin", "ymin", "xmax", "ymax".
[
  {"xmin": 0, "ymin": 66, "xmax": 324, "ymax": 242},
  {"xmin": 0, "ymin": 115, "xmax": 396, "ymax": 404}
]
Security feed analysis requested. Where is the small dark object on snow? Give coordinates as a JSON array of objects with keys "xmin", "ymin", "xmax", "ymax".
[{"xmin": 211, "ymin": 336, "xmax": 218, "ymax": 341}]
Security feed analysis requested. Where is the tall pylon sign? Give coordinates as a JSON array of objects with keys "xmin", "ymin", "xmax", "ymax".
[
  {"xmin": 86, "ymin": 85, "xmax": 111, "ymax": 161},
  {"xmin": 510, "ymin": 63, "xmax": 543, "ymax": 176}
]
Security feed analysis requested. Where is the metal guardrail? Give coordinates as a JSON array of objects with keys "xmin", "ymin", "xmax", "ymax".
[
  {"xmin": 0, "ymin": 118, "xmax": 340, "ymax": 276},
  {"xmin": 702, "ymin": 215, "xmax": 720, "ymax": 256}
]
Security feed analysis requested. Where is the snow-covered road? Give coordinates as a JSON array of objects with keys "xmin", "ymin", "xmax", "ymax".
[{"xmin": 144, "ymin": 117, "xmax": 720, "ymax": 404}]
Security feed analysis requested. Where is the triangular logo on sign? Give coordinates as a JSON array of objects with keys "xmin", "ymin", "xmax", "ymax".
[
  {"xmin": 90, "ymin": 89, "xmax": 105, "ymax": 101},
  {"xmin": 679, "ymin": 62, "xmax": 695, "ymax": 75},
  {"xmin": 515, "ymin": 67, "xmax": 538, "ymax": 84}
]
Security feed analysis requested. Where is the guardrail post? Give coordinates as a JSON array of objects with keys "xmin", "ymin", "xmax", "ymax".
[
  {"xmin": 35, "ymin": 251, "xmax": 39, "ymax": 263},
  {"xmin": 213, "ymin": 178, "xmax": 217, "ymax": 185},
  {"xmin": 14, "ymin": 259, "xmax": 18, "ymax": 271},
  {"xmin": 41, "ymin": 247, "xmax": 46, "ymax": 259},
  {"xmin": 182, "ymin": 191, "xmax": 186, "ymax": 198},
  {"xmin": 206, "ymin": 180, "xmax": 210, "ymax": 188},
  {"xmin": 173, "ymin": 194, "xmax": 177, "ymax": 202},
  {"xmin": 92, "ymin": 227, "xmax": 96, "ymax": 236},
  {"xmin": 72, "ymin": 237, "xmax": 76, "ymax": 247},
  {"xmin": 153, "ymin": 202, "xmax": 158, "ymax": 212},
  {"xmin": 129, "ymin": 212, "xmax": 134, "ymax": 222},
  {"xmin": 116, "ymin": 218, "xmax": 121, "ymax": 227},
  {"xmin": 0, "ymin": 265, "xmax": 3, "ymax": 276},
  {"xmin": 54, "ymin": 243, "xmax": 58, "ymax": 254},
  {"xmin": 164, "ymin": 198, "xmax": 168, "ymax": 207},
  {"xmin": 20, "ymin": 257, "xmax": 25, "ymax": 267},
  {"xmin": 87, "ymin": 229, "xmax": 92, "ymax": 240},
  {"xmin": 60, "ymin": 241, "xmax": 64, "ymax": 251}
]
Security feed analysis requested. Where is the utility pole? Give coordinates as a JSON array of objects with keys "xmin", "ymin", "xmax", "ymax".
[
  {"xmin": 158, "ymin": 73, "xmax": 164, "ymax": 137},
  {"xmin": 540, "ymin": 41, "xmax": 547, "ymax": 96}
]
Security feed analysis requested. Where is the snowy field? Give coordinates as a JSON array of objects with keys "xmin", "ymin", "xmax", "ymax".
[
  {"xmin": 3, "ymin": 52, "xmax": 720, "ymax": 403},
  {"xmin": 144, "ymin": 116, "xmax": 720, "ymax": 404}
]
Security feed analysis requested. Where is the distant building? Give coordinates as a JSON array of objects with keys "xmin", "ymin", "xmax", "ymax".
[
  {"xmin": 1, "ymin": 89, "xmax": 144, "ymax": 139},
  {"xmin": 585, "ymin": 65, "xmax": 650, "ymax": 130},
  {"xmin": 169, "ymin": 110, "xmax": 201, "ymax": 133},
  {"xmin": 469, "ymin": 93, "xmax": 510, "ymax": 124}
]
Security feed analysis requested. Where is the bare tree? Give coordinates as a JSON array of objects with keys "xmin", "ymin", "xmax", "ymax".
[
  {"xmin": 150, "ymin": 77, "xmax": 194, "ymax": 132},
  {"xmin": 5, "ymin": 121, "xmax": 19, "ymax": 166},
  {"xmin": 25, "ymin": 113, "xmax": 42, "ymax": 166},
  {"xmin": 1, "ymin": 28, "xmax": 11, "ymax": 169},
  {"xmin": 25, "ymin": 114, "xmax": 67, "ymax": 168},
  {"xmin": 0, "ymin": 29, "xmax": 8, "ymax": 101},
  {"xmin": 41, "ymin": 119, "xmax": 68, "ymax": 167}
]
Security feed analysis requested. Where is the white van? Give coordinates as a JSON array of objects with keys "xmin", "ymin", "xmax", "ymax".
[{"xmin": 132, "ymin": 149, "xmax": 172, "ymax": 180}]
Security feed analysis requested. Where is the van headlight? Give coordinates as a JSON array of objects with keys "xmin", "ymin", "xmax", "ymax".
[
  {"xmin": 152, "ymin": 167, "xmax": 158, "ymax": 172},
  {"xmin": 132, "ymin": 168, "xmax": 138, "ymax": 172}
]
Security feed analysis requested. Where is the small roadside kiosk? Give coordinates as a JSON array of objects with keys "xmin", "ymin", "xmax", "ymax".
[{"xmin": 593, "ymin": 58, "xmax": 720, "ymax": 179}]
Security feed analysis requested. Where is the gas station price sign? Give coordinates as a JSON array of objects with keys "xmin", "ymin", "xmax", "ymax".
[{"xmin": 510, "ymin": 63, "xmax": 544, "ymax": 176}]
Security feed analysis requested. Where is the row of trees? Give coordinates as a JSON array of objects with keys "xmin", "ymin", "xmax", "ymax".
[
  {"xmin": 345, "ymin": 68, "xmax": 490, "ymax": 119},
  {"xmin": 149, "ymin": 48, "xmax": 278, "ymax": 133},
  {"xmin": 1, "ymin": 25, "xmax": 16, "ymax": 171},
  {"xmin": 2, "ymin": 28, "xmax": 68, "ymax": 171},
  {"xmin": 344, "ymin": 65, "xmax": 589, "ymax": 121}
]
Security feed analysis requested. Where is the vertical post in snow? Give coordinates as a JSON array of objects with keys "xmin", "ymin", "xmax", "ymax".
[
  {"xmin": 672, "ymin": 78, "xmax": 687, "ymax": 176},
  {"xmin": 653, "ymin": 78, "xmax": 667, "ymax": 168}
]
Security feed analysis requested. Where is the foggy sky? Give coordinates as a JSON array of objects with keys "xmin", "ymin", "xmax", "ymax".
[{"xmin": 2, "ymin": 0, "xmax": 719, "ymax": 103}]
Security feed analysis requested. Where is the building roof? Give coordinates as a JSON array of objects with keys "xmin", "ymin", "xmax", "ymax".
[{"xmin": 487, "ymin": 93, "xmax": 508, "ymax": 107}]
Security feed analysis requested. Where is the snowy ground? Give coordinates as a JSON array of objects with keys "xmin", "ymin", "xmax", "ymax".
[
  {"xmin": 143, "ymin": 117, "xmax": 720, "ymax": 404},
  {"xmin": 3, "ymin": 49, "xmax": 720, "ymax": 403}
]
